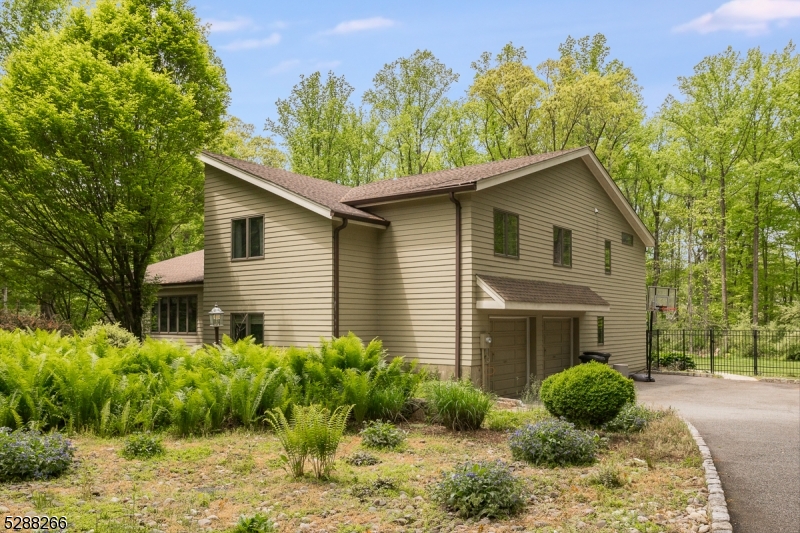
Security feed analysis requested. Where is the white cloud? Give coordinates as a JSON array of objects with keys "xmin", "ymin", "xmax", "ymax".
[
  {"xmin": 321, "ymin": 16, "xmax": 395, "ymax": 36},
  {"xmin": 206, "ymin": 16, "xmax": 256, "ymax": 33},
  {"xmin": 221, "ymin": 33, "xmax": 281, "ymax": 51},
  {"xmin": 268, "ymin": 59, "xmax": 301, "ymax": 75},
  {"xmin": 674, "ymin": 0, "xmax": 800, "ymax": 35}
]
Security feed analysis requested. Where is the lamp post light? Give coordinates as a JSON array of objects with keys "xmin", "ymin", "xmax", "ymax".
[{"xmin": 209, "ymin": 303, "xmax": 224, "ymax": 345}]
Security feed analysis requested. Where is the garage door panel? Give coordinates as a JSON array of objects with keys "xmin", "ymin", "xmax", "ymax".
[
  {"xmin": 543, "ymin": 318, "xmax": 572, "ymax": 377},
  {"xmin": 489, "ymin": 318, "xmax": 528, "ymax": 397}
]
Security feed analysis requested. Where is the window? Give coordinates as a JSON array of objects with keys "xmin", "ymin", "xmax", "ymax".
[
  {"xmin": 232, "ymin": 216, "xmax": 264, "ymax": 259},
  {"xmin": 493, "ymin": 209, "xmax": 519, "ymax": 258},
  {"xmin": 150, "ymin": 296, "xmax": 198, "ymax": 334},
  {"xmin": 553, "ymin": 226, "xmax": 572, "ymax": 267},
  {"xmin": 597, "ymin": 316, "xmax": 605, "ymax": 345},
  {"xmin": 230, "ymin": 313, "xmax": 264, "ymax": 345},
  {"xmin": 604, "ymin": 240, "xmax": 611, "ymax": 274},
  {"xmin": 621, "ymin": 232, "xmax": 634, "ymax": 246}
]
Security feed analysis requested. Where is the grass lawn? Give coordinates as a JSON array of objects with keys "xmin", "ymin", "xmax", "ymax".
[
  {"xmin": 662, "ymin": 354, "xmax": 800, "ymax": 378},
  {"xmin": 0, "ymin": 409, "xmax": 706, "ymax": 533}
]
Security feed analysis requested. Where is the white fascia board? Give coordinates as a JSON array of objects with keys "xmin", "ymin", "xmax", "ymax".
[
  {"xmin": 200, "ymin": 154, "xmax": 333, "ymax": 220},
  {"xmin": 331, "ymin": 216, "xmax": 388, "ymax": 230},
  {"xmin": 476, "ymin": 300, "xmax": 611, "ymax": 312},
  {"xmin": 476, "ymin": 276, "xmax": 506, "ymax": 304}
]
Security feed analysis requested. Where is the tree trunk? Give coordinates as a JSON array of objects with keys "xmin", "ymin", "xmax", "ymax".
[
  {"xmin": 719, "ymin": 173, "xmax": 729, "ymax": 327},
  {"xmin": 752, "ymin": 187, "xmax": 759, "ymax": 326}
]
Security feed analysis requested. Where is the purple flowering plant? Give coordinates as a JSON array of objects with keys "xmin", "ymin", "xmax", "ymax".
[
  {"xmin": 0, "ymin": 427, "xmax": 75, "ymax": 482},
  {"xmin": 431, "ymin": 460, "xmax": 525, "ymax": 518}
]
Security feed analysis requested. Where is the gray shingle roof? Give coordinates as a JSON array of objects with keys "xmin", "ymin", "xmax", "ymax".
[
  {"xmin": 340, "ymin": 148, "xmax": 583, "ymax": 205},
  {"xmin": 478, "ymin": 275, "xmax": 609, "ymax": 307},
  {"xmin": 202, "ymin": 151, "xmax": 388, "ymax": 225},
  {"xmin": 146, "ymin": 250, "xmax": 204, "ymax": 285}
]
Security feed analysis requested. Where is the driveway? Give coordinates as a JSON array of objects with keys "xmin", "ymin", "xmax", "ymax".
[{"xmin": 635, "ymin": 375, "xmax": 800, "ymax": 533}]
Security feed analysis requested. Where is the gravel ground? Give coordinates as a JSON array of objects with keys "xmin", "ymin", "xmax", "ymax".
[{"xmin": 636, "ymin": 374, "xmax": 800, "ymax": 533}]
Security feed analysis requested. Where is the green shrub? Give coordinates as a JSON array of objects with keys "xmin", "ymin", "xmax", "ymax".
[
  {"xmin": 423, "ymin": 379, "xmax": 493, "ymax": 431},
  {"xmin": 508, "ymin": 419, "xmax": 599, "ymax": 467},
  {"xmin": 351, "ymin": 477, "xmax": 397, "ymax": 500},
  {"xmin": 233, "ymin": 513, "xmax": 276, "ymax": 532},
  {"xmin": 483, "ymin": 407, "xmax": 550, "ymax": 431},
  {"xmin": 83, "ymin": 322, "xmax": 139, "ymax": 349},
  {"xmin": 0, "ymin": 428, "xmax": 74, "ymax": 481},
  {"xmin": 589, "ymin": 462, "xmax": 626, "ymax": 488},
  {"xmin": 431, "ymin": 460, "xmax": 525, "ymax": 518},
  {"xmin": 360, "ymin": 421, "xmax": 406, "ymax": 449},
  {"xmin": 120, "ymin": 433, "xmax": 165, "ymax": 459},
  {"xmin": 658, "ymin": 352, "xmax": 697, "ymax": 370},
  {"xmin": 540, "ymin": 362, "xmax": 635, "ymax": 427},
  {"xmin": 345, "ymin": 450, "xmax": 381, "ymax": 466},
  {"xmin": 602, "ymin": 403, "xmax": 661, "ymax": 433},
  {"xmin": 266, "ymin": 404, "xmax": 352, "ymax": 479}
]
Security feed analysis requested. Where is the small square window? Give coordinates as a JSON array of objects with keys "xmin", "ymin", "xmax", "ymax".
[
  {"xmin": 597, "ymin": 316, "xmax": 605, "ymax": 345},
  {"xmin": 553, "ymin": 226, "xmax": 572, "ymax": 267},
  {"xmin": 493, "ymin": 209, "xmax": 519, "ymax": 258},
  {"xmin": 622, "ymin": 232, "xmax": 634, "ymax": 246},
  {"xmin": 604, "ymin": 240, "xmax": 611, "ymax": 274},
  {"xmin": 230, "ymin": 313, "xmax": 265, "ymax": 344}
]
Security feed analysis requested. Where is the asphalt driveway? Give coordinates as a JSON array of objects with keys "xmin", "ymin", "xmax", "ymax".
[{"xmin": 635, "ymin": 374, "xmax": 800, "ymax": 533}]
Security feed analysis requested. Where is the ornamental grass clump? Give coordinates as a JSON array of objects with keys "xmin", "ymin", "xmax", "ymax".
[
  {"xmin": 508, "ymin": 419, "xmax": 599, "ymax": 467},
  {"xmin": 0, "ymin": 428, "xmax": 74, "ymax": 482},
  {"xmin": 539, "ymin": 362, "xmax": 635, "ymax": 427},
  {"xmin": 431, "ymin": 460, "xmax": 525, "ymax": 519},
  {"xmin": 359, "ymin": 421, "xmax": 406, "ymax": 449},
  {"xmin": 423, "ymin": 379, "xmax": 493, "ymax": 431}
]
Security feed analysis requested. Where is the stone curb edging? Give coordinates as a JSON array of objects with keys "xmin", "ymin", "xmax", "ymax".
[
  {"xmin": 654, "ymin": 370, "xmax": 800, "ymax": 384},
  {"xmin": 682, "ymin": 417, "xmax": 733, "ymax": 532}
]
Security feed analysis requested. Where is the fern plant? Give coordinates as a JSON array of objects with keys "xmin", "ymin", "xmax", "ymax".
[{"xmin": 265, "ymin": 406, "xmax": 309, "ymax": 477}]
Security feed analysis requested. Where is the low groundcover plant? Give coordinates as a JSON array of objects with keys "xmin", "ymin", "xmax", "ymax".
[
  {"xmin": 359, "ymin": 420, "xmax": 406, "ymax": 449},
  {"xmin": 0, "ymin": 427, "xmax": 74, "ymax": 482},
  {"xmin": 431, "ymin": 460, "xmax": 525, "ymax": 518},
  {"xmin": 509, "ymin": 419, "xmax": 599, "ymax": 467}
]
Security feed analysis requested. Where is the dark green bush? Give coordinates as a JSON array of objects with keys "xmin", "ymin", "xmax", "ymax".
[
  {"xmin": 508, "ymin": 419, "xmax": 599, "ymax": 467},
  {"xmin": 540, "ymin": 362, "xmax": 635, "ymax": 427},
  {"xmin": 423, "ymin": 379, "xmax": 493, "ymax": 431},
  {"xmin": 602, "ymin": 403, "xmax": 661, "ymax": 433},
  {"xmin": 344, "ymin": 451, "xmax": 381, "ymax": 466},
  {"xmin": 0, "ymin": 428, "xmax": 74, "ymax": 481},
  {"xmin": 360, "ymin": 421, "xmax": 406, "ymax": 449},
  {"xmin": 121, "ymin": 433, "xmax": 165, "ymax": 459},
  {"xmin": 658, "ymin": 352, "xmax": 697, "ymax": 370},
  {"xmin": 431, "ymin": 460, "xmax": 525, "ymax": 518}
]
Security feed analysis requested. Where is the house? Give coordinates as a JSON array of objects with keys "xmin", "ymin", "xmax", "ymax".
[{"xmin": 146, "ymin": 146, "xmax": 653, "ymax": 396}]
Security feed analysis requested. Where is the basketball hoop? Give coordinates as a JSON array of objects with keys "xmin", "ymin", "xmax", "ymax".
[{"xmin": 647, "ymin": 287, "xmax": 677, "ymax": 314}]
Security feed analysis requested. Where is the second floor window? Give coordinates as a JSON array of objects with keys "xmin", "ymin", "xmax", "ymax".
[
  {"xmin": 597, "ymin": 316, "xmax": 605, "ymax": 345},
  {"xmin": 553, "ymin": 226, "xmax": 572, "ymax": 267},
  {"xmin": 232, "ymin": 216, "xmax": 264, "ymax": 259},
  {"xmin": 494, "ymin": 209, "xmax": 519, "ymax": 258},
  {"xmin": 150, "ymin": 296, "xmax": 197, "ymax": 334},
  {"xmin": 605, "ymin": 240, "xmax": 611, "ymax": 274}
]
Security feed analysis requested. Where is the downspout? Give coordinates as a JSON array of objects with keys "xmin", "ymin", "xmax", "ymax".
[
  {"xmin": 332, "ymin": 218, "xmax": 349, "ymax": 337},
  {"xmin": 449, "ymin": 192, "xmax": 462, "ymax": 379}
]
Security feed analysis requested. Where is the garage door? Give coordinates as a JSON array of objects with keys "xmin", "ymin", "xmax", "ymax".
[
  {"xmin": 489, "ymin": 318, "xmax": 528, "ymax": 397},
  {"xmin": 543, "ymin": 318, "xmax": 572, "ymax": 377}
]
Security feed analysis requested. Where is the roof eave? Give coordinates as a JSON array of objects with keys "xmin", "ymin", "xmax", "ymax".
[{"xmin": 343, "ymin": 183, "xmax": 477, "ymax": 207}]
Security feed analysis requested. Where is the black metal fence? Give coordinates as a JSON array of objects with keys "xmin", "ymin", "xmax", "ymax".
[{"xmin": 649, "ymin": 329, "xmax": 800, "ymax": 378}]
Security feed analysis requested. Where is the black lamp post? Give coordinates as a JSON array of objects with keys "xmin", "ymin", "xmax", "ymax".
[{"xmin": 209, "ymin": 303, "xmax": 223, "ymax": 345}]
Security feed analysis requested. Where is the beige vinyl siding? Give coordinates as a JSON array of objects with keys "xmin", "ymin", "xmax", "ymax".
[
  {"xmin": 203, "ymin": 167, "xmax": 333, "ymax": 346},
  {"xmin": 149, "ymin": 284, "xmax": 204, "ymax": 346},
  {"xmin": 468, "ymin": 158, "xmax": 647, "ymax": 373},
  {"xmin": 339, "ymin": 223, "xmax": 380, "ymax": 341},
  {"xmin": 369, "ymin": 196, "xmax": 457, "ymax": 367}
]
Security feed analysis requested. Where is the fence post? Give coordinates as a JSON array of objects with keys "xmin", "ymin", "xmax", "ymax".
[
  {"xmin": 682, "ymin": 329, "xmax": 686, "ymax": 364},
  {"xmin": 656, "ymin": 329, "xmax": 661, "ymax": 367},
  {"xmin": 710, "ymin": 328, "xmax": 715, "ymax": 374},
  {"xmin": 753, "ymin": 329, "xmax": 758, "ymax": 376}
]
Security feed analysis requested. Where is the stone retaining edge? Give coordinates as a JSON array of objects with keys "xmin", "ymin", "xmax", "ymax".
[
  {"xmin": 654, "ymin": 370, "xmax": 800, "ymax": 384},
  {"xmin": 681, "ymin": 417, "xmax": 733, "ymax": 532}
]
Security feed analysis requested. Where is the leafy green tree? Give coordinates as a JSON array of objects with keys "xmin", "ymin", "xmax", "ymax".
[
  {"xmin": 364, "ymin": 50, "xmax": 459, "ymax": 176},
  {"xmin": 208, "ymin": 115, "xmax": 286, "ymax": 168},
  {"xmin": 0, "ymin": 0, "xmax": 229, "ymax": 338},
  {"xmin": 0, "ymin": 0, "xmax": 69, "ymax": 63}
]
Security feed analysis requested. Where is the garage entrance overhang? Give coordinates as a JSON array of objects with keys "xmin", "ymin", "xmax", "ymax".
[{"xmin": 476, "ymin": 275, "xmax": 611, "ymax": 312}]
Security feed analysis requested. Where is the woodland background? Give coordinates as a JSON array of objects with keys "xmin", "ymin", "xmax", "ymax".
[{"xmin": 0, "ymin": 0, "xmax": 798, "ymax": 334}]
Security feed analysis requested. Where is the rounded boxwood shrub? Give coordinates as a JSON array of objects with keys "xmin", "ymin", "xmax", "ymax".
[
  {"xmin": 424, "ymin": 379, "xmax": 494, "ymax": 431},
  {"xmin": 359, "ymin": 421, "xmax": 406, "ymax": 449},
  {"xmin": 539, "ymin": 362, "xmax": 635, "ymax": 427},
  {"xmin": 431, "ymin": 460, "xmax": 525, "ymax": 518},
  {"xmin": 0, "ymin": 428, "xmax": 74, "ymax": 481},
  {"xmin": 509, "ymin": 419, "xmax": 599, "ymax": 467}
]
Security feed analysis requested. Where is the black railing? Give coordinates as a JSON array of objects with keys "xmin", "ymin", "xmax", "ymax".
[{"xmin": 650, "ymin": 329, "xmax": 800, "ymax": 378}]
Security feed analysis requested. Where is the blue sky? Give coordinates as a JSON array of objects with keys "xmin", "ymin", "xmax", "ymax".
[{"xmin": 191, "ymin": 0, "xmax": 800, "ymax": 130}]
